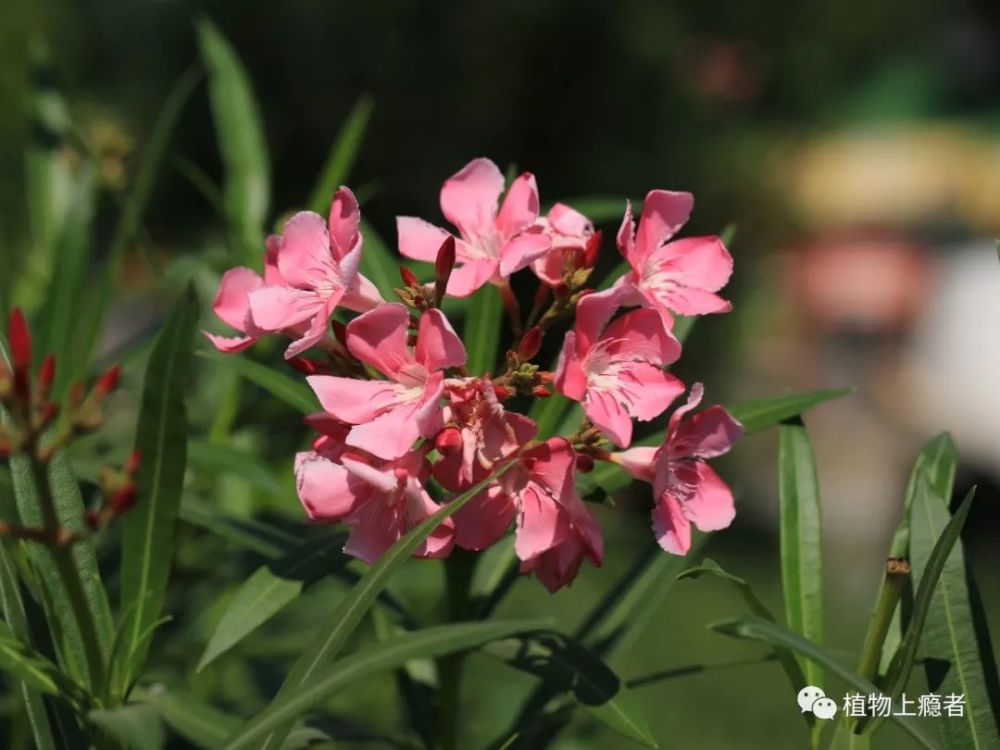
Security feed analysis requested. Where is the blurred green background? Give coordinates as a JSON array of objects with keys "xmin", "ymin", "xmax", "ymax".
[{"xmin": 0, "ymin": 1, "xmax": 998, "ymax": 748}]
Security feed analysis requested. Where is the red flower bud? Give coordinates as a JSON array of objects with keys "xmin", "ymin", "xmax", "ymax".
[
  {"xmin": 575, "ymin": 454, "xmax": 595, "ymax": 473},
  {"xmin": 434, "ymin": 236, "xmax": 456, "ymax": 304},
  {"xmin": 8, "ymin": 309, "xmax": 32, "ymax": 373},
  {"xmin": 435, "ymin": 426, "xmax": 463, "ymax": 454},
  {"xmin": 38, "ymin": 354, "xmax": 56, "ymax": 393},
  {"xmin": 553, "ymin": 282, "xmax": 570, "ymax": 300},
  {"xmin": 331, "ymin": 320, "xmax": 348, "ymax": 348},
  {"xmin": 531, "ymin": 385, "xmax": 552, "ymax": 398},
  {"xmin": 537, "ymin": 370, "xmax": 554, "ymax": 384},
  {"xmin": 288, "ymin": 357, "xmax": 319, "ymax": 375},
  {"xmin": 94, "ymin": 365, "xmax": 122, "ymax": 397},
  {"xmin": 124, "ymin": 450, "xmax": 142, "ymax": 475},
  {"xmin": 110, "ymin": 485, "xmax": 137, "ymax": 514},
  {"xmin": 517, "ymin": 327, "xmax": 543, "ymax": 360},
  {"xmin": 400, "ymin": 266, "xmax": 420, "ymax": 288},
  {"xmin": 582, "ymin": 230, "xmax": 602, "ymax": 269},
  {"xmin": 492, "ymin": 384, "xmax": 512, "ymax": 401}
]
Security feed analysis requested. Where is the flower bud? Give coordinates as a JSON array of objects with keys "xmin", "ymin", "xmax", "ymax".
[
  {"xmin": 288, "ymin": 357, "xmax": 320, "ymax": 375},
  {"xmin": 434, "ymin": 236, "xmax": 456, "ymax": 305},
  {"xmin": 124, "ymin": 450, "xmax": 142, "ymax": 475},
  {"xmin": 531, "ymin": 385, "xmax": 552, "ymax": 398},
  {"xmin": 94, "ymin": 365, "xmax": 122, "ymax": 398},
  {"xmin": 400, "ymin": 266, "xmax": 419, "ymax": 288},
  {"xmin": 517, "ymin": 327, "xmax": 543, "ymax": 361},
  {"xmin": 38, "ymin": 354, "xmax": 56, "ymax": 400},
  {"xmin": 435, "ymin": 426, "xmax": 463, "ymax": 454},
  {"xmin": 8, "ymin": 309, "xmax": 32, "ymax": 373},
  {"xmin": 575, "ymin": 453, "xmax": 595, "ymax": 473},
  {"xmin": 582, "ymin": 230, "xmax": 602, "ymax": 269},
  {"xmin": 331, "ymin": 320, "xmax": 349, "ymax": 348}
]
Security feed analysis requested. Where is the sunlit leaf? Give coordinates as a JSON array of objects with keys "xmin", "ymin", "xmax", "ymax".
[
  {"xmin": 911, "ymin": 481, "xmax": 1000, "ymax": 749},
  {"xmin": 777, "ymin": 418, "xmax": 824, "ymax": 688}
]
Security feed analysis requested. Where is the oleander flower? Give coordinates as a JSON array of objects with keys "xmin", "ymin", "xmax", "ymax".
[
  {"xmin": 308, "ymin": 303, "xmax": 465, "ymax": 460},
  {"xmin": 397, "ymin": 158, "xmax": 552, "ymax": 297},
  {"xmin": 612, "ymin": 383, "xmax": 743, "ymax": 554},
  {"xmin": 244, "ymin": 186, "xmax": 383, "ymax": 358},
  {"xmin": 555, "ymin": 297, "xmax": 684, "ymax": 448},
  {"xmin": 531, "ymin": 203, "xmax": 598, "ymax": 286},
  {"xmin": 295, "ymin": 448, "xmax": 453, "ymax": 563},
  {"xmin": 609, "ymin": 189, "xmax": 733, "ymax": 332}
]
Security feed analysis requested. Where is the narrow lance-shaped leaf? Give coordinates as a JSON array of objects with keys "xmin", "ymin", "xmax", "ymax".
[
  {"xmin": 197, "ymin": 19, "xmax": 270, "ymax": 263},
  {"xmin": 0, "ymin": 542, "xmax": 58, "ymax": 749},
  {"xmin": 257, "ymin": 453, "xmax": 525, "ymax": 750},
  {"xmin": 911, "ymin": 479, "xmax": 1000, "ymax": 750},
  {"xmin": 486, "ymin": 632, "xmax": 658, "ymax": 748},
  {"xmin": 197, "ymin": 532, "xmax": 350, "ymax": 671},
  {"xmin": 223, "ymin": 620, "xmax": 550, "ymax": 750},
  {"xmin": 880, "ymin": 433, "xmax": 957, "ymax": 675},
  {"xmin": 88, "ymin": 704, "xmax": 165, "ymax": 750},
  {"xmin": 679, "ymin": 559, "xmax": 808, "ymax": 702},
  {"xmin": 308, "ymin": 95, "xmax": 374, "ymax": 213},
  {"xmin": 710, "ymin": 615, "xmax": 940, "ymax": 750},
  {"xmin": 118, "ymin": 287, "xmax": 199, "ymax": 692},
  {"xmin": 359, "ymin": 219, "xmax": 401, "ymax": 299},
  {"xmin": 878, "ymin": 487, "xmax": 977, "ymax": 727},
  {"xmin": 777, "ymin": 417, "xmax": 824, "ymax": 688},
  {"xmin": 198, "ymin": 349, "xmax": 316, "ymax": 414},
  {"xmin": 464, "ymin": 283, "xmax": 504, "ymax": 375}
]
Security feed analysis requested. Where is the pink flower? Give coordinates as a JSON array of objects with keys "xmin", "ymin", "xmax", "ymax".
[
  {"xmin": 203, "ymin": 236, "xmax": 285, "ymax": 353},
  {"xmin": 245, "ymin": 187, "xmax": 383, "ymax": 358},
  {"xmin": 614, "ymin": 189, "xmax": 733, "ymax": 330},
  {"xmin": 433, "ymin": 377, "xmax": 537, "ymax": 490},
  {"xmin": 308, "ymin": 303, "xmax": 465, "ymax": 460},
  {"xmin": 450, "ymin": 438, "xmax": 603, "ymax": 591},
  {"xmin": 555, "ymin": 297, "xmax": 685, "ymax": 448},
  {"xmin": 613, "ymin": 383, "xmax": 743, "ymax": 555},
  {"xmin": 397, "ymin": 158, "xmax": 552, "ymax": 297},
  {"xmin": 295, "ymin": 448, "xmax": 453, "ymax": 564},
  {"xmin": 531, "ymin": 203, "xmax": 597, "ymax": 286}
]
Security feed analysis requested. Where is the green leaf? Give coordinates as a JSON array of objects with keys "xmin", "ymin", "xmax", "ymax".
[
  {"xmin": 76, "ymin": 68, "xmax": 201, "ymax": 375},
  {"xmin": 464, "ymin": 283, "xmax": 504, "ymax": 375},
  {"xmin": 679, "ymin": 559, "xmax": 807, "ymax": 699},
  {"xmin": 889, "ymin": 433, "xmax": 957, "ymax": 559},
  {"xmin": 882, "ymin": 487, "xmax": 976, "ymax": 705},
  {"xmin": 197, "ymin": 18, "xmax": 270, "ymax": 262},
  {"xmin": 222, "ymin": 620, "xmax": 549, "ymax": 750},
  {"xmin": 118, "ymin": 287, "xmax": 199, "ymax": 693},
  {"xmin": 88, "ymin": 703, "xmax": 165, "ymax": 750},
  {"xmin": 730, "ymin": 388, "xmax": 853, "ymax": 434},
  {"xmin": 528, "ymin": 394, "xmax": 575, "ymax": 440},
  {"xmin": 831, "ymin": 724, "xmax": 871, "ymax": 750},
  {"xmin": 178, "ymin": 499, "xmax": 299, "ymax": 559},
  {"xmin": 308, "ymin": 95, "xmax": 374, "ymax": 213},
  {"xmin": 257, "ymin": 454, "xmax": 525, "ymax": 749},
  {"xmin": 140, "ymin": 688, "xmax": 240, "ymax": 748},
  {"xmin": 6, "ymin": 446, "xmax": 114, "ymax": 688},
  {"xmin": 487, "ymin": 632, "xmax": 658, "ymax": 747},
  {"xmin": 198, "ymin": 349, "xmax": 316, "ymax": 414},
  {"xmin": 0, "ymin": 618, "xmax": 61, "ymax": 696},
  {"xmin": 197, "ymin": 533, "xmax": 350, "ymax": 670},
  {"xmin": 359, "ymin": 219, "xmax": 401, "ymax": 299},
  {"xmin": 777, "ymin": 418, "xmax": 824, "ymax": 688},
  {"xmin": 0, "ymin": 543, "xmax": 58, "ymax": 749},
  {"xmin": 911, "ymin": 481, "xmax": 1000, "ymax": 749},
  {"xmin": 710, "ymin": 615, "xmax": 940, "ymax": 750},
  {"xmin": 188, "ymin": 439, "xmax": 287, "ymax": 499}
]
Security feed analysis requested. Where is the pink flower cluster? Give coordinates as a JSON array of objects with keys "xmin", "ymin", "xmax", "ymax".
[{"xmin": 207, "ymin": 157, "xmax": 743, "ymax": 592}]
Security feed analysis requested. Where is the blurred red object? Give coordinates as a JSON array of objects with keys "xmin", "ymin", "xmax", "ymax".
[{"xmin": 783, "ymin": 231, "xmax": 932, "ymax": 333}]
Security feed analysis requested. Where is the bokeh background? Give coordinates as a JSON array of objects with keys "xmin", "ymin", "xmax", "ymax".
[{"xmin": 0, "ymin": 1, "xmax": 998, "ymax": 748}]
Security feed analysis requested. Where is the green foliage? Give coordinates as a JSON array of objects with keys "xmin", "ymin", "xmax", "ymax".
[
  {"xmin": 777, "ymin": 418, "xmax": 824, "ymax": 688},
  {"xmin": 464, "ymin": 283, "xmax": 504, "ymax": 375},
  {"xmin": 309, "ymin": 95, "xmax": 375, "ymax": 213},
  {"xmin": 117, "ymin": 287, "xmax": 199, "ymax": 696}
]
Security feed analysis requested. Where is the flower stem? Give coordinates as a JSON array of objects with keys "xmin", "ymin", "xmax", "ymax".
[{"xmin": 437, "ymin": 547, "xmax": 479, "ymax": 750}]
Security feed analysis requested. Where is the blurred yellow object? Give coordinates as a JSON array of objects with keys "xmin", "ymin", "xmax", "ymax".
[{"xmin": 780, "ymin": 124, "xmax": 1000, "ymax": 231}]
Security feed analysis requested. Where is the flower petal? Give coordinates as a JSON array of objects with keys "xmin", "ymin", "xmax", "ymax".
[
  {"xmin": 682, "ymin": 461, "xmax": 736, "ymax": 532},
  {"xmin": 514, "ymin": 484, "xmax": 569, "ymax": 561},
  {"xmin": 498, "ymin": 231, "xmax": 551, "ymax": 277},
  {"xmin": 342, "ymin": 272, "xmax": 384, "ymax": 312},
  {"xmin": 295, "ymin": 452, "xmax": 362, "ymax": 521},
  {"xmin": 307, "ymin": 375, "xmax": 406, "ymax": 424},
  {"xmin": 652, "ymin": 493, "xmax": 692, "ymax": 555},
  {"xmin": 276, "ymin": 211, "xmax": 336, "ymax": 289},
  {"xmin": 203, "ymin": 331, "xmax": 256, "ymax": 354},
  {"xmin": 397, "ymin": 216, "xmax": 454, "ymax": 262},
  {"xmin": 452, "ymin": 486, "xmax": 515, "ymax": 551},
  {"xmin": 671, "ymin": 404, "xmax": 744, "ymax": 459},
  {"xmin": 213, "ymin": 267, "xmax": 264, "ymax": 331},
  {"xmin": 619, "ymin": 364, "xmax": 685, "ymax": 422},
  {"xmin": 440, "ymin": 157, "xmax": 505, "ymax": 236},
  {"xmin": 247, "ymin": 286, "xmax": 325, "ymax": 331},
  {"xmin": 634, "ymin": 190, "xmax": 694, "ymax": 260},
  {"xmin": 328, "ymin": 186, "xmax": 362, "ymax": 260},
  {"xmin": 445, "ymin": 258, "xmax": 498, "ymax": 298},
  {"xmin": 496, "ymin": 172, "xmax": 541, "ymax": 239},
  {"xmin": 416, "ymin": 309, "xmax": 466, "ymax": 371},
  {"xmin": 662, "ymin": 236, "xmax": 733, "ymax": 293},
  {"xmin": 345, "ymin": 303, "xmax": 414, "ymax": 376},
  {"xmin": 584, "ymin": 389, "xmax": 633, "ymax": 448},
  {"xmin": 602, "ymin": 308, "xmax": 681, "ymax": 365}
]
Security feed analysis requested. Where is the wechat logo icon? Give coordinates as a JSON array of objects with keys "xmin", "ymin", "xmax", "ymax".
[{"xmin": 798, "ymin": 686, "xmax": 838, "ymax": 720}]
